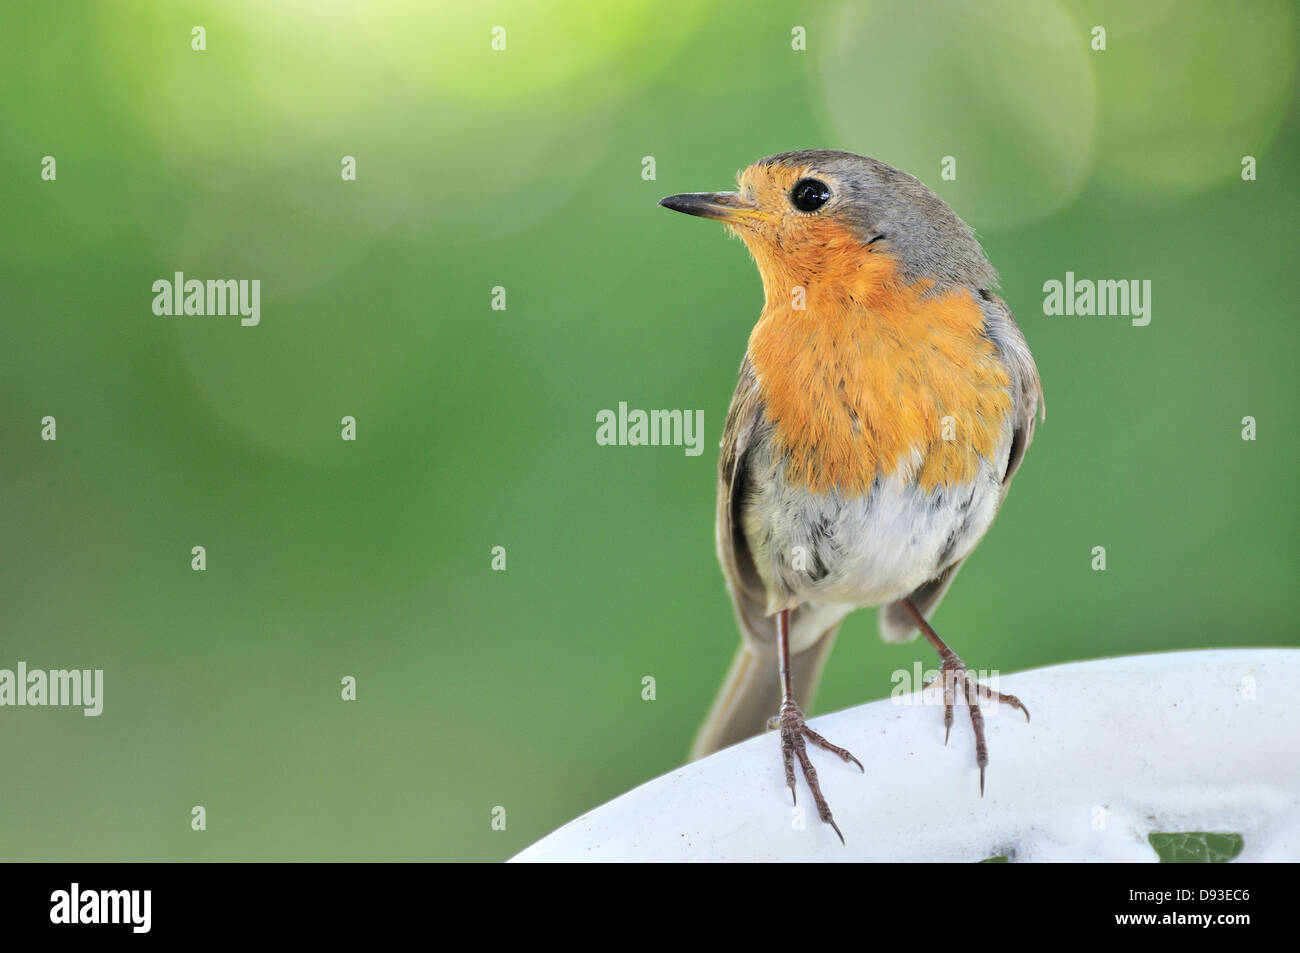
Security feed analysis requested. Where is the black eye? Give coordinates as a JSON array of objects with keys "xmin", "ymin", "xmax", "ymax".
[{"xmin": 790, "ymin": 178, "xmax": 831, "ymax": 212}]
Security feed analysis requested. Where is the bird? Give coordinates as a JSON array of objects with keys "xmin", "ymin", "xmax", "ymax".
[{"xmin": 659, "ymin": 150, "xmax": 1044, "ymax": 842}]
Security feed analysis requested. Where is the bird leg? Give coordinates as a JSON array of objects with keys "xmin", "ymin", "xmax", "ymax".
[
  {"xmin": 768, "ymin": 607, "xmax": 863, "ymax": 843},
  {"xmin": 902, "ymin": 598, "xmax": 1029, "ymax": 795}
]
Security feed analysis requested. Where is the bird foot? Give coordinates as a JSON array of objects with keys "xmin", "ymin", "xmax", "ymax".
[
  {"xmin": 932, "ymin": 653, "xmax": 1030, "ymax": 796},
  {"xmin": 766, "ymin": 699, "xmax": 864, "ymax": 843}
]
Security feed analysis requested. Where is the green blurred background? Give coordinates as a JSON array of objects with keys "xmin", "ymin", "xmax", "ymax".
[{"xmin": 1, "ymin": 0, "xmax": 1295, "ymax": 861}]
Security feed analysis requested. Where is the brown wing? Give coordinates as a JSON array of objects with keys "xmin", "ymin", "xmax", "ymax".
[
  {"xmin": 692, "ymin": 358, "xmax": 843, "ymax": 758},
  {"xmin": 714, "ymin": 358, "xmax": 769, "ymax": 630},
  {"xmin": 878, "ymin": 290, "xmax": 1044, "ymax": 642},
  {"xmin": 984, "ymin": 290, "xmax": 1045, "ymax": 493}
]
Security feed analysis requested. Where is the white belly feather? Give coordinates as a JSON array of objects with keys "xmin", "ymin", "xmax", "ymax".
[{"xmin": 740, "ymin": 436, "xmax": 1009, "ymax": 615}]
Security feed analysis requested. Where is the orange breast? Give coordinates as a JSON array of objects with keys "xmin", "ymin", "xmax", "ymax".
[{"xmin": 747, "ymin": 248, "xmax": 1011, "ymax": 494}]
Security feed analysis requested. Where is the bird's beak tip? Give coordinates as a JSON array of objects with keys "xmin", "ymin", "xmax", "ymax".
[{"xmin": 658, "ymin": 193, "xmax": 698, "ymax": 215}]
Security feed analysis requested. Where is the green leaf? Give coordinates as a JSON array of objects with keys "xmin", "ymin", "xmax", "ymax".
[
  {"xmin": 1148, "ymin": 832, "xmax": 1243, "ymax": 863},
  {"xmin": 979, "ymin": 855, "xmax": 1008, "ymax": 863}
]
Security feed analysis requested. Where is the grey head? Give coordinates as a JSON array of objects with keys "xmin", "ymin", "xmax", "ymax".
[{"xmin": 661, "ymin": 148, "xmax": 997, "ymax": 292}]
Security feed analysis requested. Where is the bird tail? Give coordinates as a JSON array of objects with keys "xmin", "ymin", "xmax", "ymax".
[{"xmin": 689, "ymin": 624, "xmax": 841, "ymax": 760}]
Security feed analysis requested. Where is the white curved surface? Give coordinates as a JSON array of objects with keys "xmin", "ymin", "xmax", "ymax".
[{"xmin": 513, "ymin": 650, "xmax": 1300, "ymax": 862}]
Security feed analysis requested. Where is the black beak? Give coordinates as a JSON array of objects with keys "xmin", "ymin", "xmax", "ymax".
[{"xmin": 658, "ymin": 191, "xmax": 767, "ymax": 223}]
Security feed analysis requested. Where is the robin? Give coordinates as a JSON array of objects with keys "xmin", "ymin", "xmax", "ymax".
[{"xmin": 659, "ymin": 150, "xmax": 1044, "ymax": 842}]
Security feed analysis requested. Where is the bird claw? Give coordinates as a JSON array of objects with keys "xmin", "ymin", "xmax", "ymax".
[
  {"xmin": 775, "ymin": 700, "xmax": 862, "ymax": 844},
  {"xmin": 933, "ymin": 655, "xmax": 1029, "ymax": 796}
]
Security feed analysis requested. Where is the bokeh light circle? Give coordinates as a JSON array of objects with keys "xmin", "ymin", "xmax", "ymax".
[{"xmin": 817, "ymin": 0, "xmax": 1098, "ymax": 230}]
